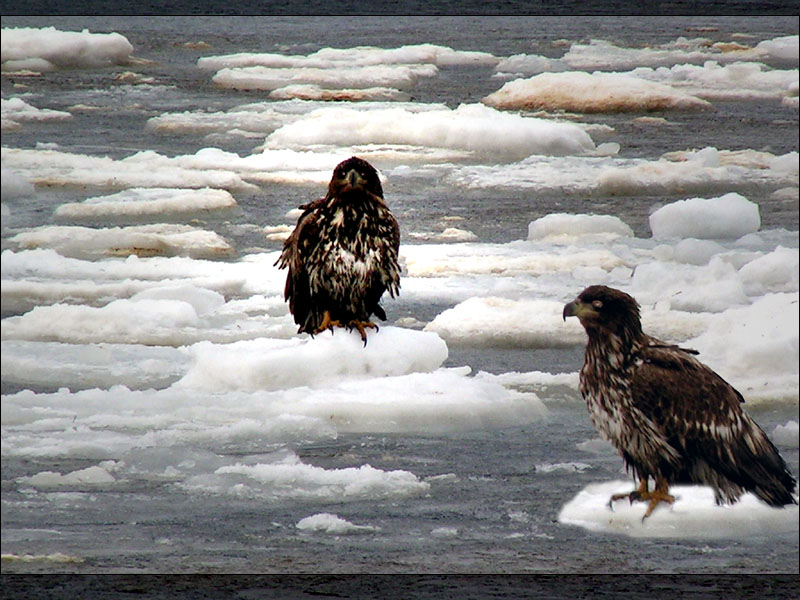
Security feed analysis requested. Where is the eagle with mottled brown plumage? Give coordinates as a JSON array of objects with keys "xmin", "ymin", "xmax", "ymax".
[
  {"xmin": 276, "ymin": 157, "xmax": 400, "ymax": 345},
  {"xmin": 563, "ymin": 285, "xmax": 797, "ymax": 519}
]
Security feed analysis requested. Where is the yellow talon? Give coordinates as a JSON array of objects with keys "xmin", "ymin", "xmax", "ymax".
[
  {"xmin": 313, "ymin": 310, "xmax": 343, "ymax": 335},
  {"xmin": 348, "ymin": 320, "xmax": 378, "ymax": 345},
  {"xmin": 609, "ymin": 478, "xmax": 674, "ymax": 520}
]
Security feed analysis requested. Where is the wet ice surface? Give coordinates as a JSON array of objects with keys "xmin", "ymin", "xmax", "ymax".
[{"xmin": 1, "ymin": 16, "xmax": 798, "ymax": 574}]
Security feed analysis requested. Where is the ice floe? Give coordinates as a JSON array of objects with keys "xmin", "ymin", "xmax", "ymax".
[
  {"xmin": 483, "ymin": 72, "xmax": 711, "ymax": 113},
  {"xmin": 53, "ymin": 188, "xmax": 238, "ymax": 221},
  {"xmin": 1, "ymin": 26, "xmax": 135, "ymax": 72},
  {"xmin": 296, "ymin": 513, "xmax": 379, "ymax": 534},
  {"xmin": 559, "ymin": 480, "xmax": 799, "ymax": 539},
  {"xmin": 262, "ymin": 103, "xmax": 596, "ymax": 159}
]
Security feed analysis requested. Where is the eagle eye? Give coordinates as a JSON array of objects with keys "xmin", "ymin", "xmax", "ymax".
[{"xmin": 592, "ymin": 300, "xmax": 603, "ymax": 310}]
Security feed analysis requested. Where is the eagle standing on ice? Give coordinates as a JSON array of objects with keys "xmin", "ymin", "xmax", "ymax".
[
  {"xmin": 563, "ymin": 285, "xmax": 797, "ymax": 519},
  {"xmin": 276, "ymin": 157, "xmax": 400, "ymax": 345}
]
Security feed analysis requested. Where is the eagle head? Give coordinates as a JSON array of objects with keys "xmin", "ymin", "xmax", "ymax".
[
  {"xmin": 328, "ymin": 156, "xmax": 384, "ymax": 200},
  {"xmin": 563, "ymin": 285, "xmax": 643, "ymax": 339}
]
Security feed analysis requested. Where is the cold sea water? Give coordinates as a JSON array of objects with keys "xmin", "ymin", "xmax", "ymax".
[{"xmin": 1, "ymin": 15, "xmax": 798, "ymax": 591}]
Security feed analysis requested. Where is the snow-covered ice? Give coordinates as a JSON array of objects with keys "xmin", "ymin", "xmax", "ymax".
[
  {"xmin": 483, "ymin": 71, "xmax": 712, "ymax": 112},
  {"xmin": 559, "ymin": 480, "xmax": 799, "ymax": 539},
  {"xmin": 1, "ymin": 26, "xmax": 135, "ymax": 72},
  {"xmin": 53, "ymin": 188, "xmax": 238, "ymax": 221}
]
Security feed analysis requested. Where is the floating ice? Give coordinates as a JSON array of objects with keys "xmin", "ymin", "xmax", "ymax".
[
  {"xmin": 1, "ymin": 98, "xmax": 72, "ymax": 128},
  {"xmin": 54, "ymin": 188, "xmax": 238, "ymax": 221},
  {"xmin": 176, "ymin": 327, "xmax": 449, "ymax": 392},
  {"xmin": 1, "ymin": 284, "xmax": 295, "ymax": 347},
  {"xmin": 598, "ymin": 148, "xmax": 798, "ymax": 196},
  {"xmin": 560, "ymin": 37, "xmax": 757, "ymax": 71},
  {"xmin": 8, "ymin": 224, "xmax": 235, "ymax": 260},
  {"xmin": 630, "ymin": 61, "xmax": 800, "ymax": 100},
  {"xmin": 483, "ymin": 72, "xmax": 711, "ymax": 113},
  {"xmin": 179, "ymin": 452, "xmax": 430, "ymax": 502},
  {"xmin": 1, "ymin": 26, "xmax": 135, "ymax": 72},
  {"xmin": 146, "ymin": 99, "xmax": 449, "ymax": 138},
  {"xmin": 18, "ymin": 466, "xmax": 116, "ymax": 490},
  {"xmin": 0, "ymin": 249, "xmax": 287, "ymax": 315},
  {"xmin": 263, "ymin": 103, "xmax": 595, "ymax": 159},
  {"xmin": 649, "ymin": 192, "xmax": 761, "ymax": 240},
  {"xmin": 425, "ymin": 296, "xmax": 587, "ymax": 348},
  {"xmin": 213, "ymin": 64, "xmax": 438, "ymax": 92},
  {"xmin": 755, "ymin": 35, "xmax": 799, "ymax": 62},
  {"xmin": 528, "ymin": 213, "xmax": 633, "ymax": 244},
  {"xmin": 684, "ymin": 292, "xmax": 799, "ymax": 404},
  {"xmin": 296, "ymin": 513, "xmax": 379, "ymax": 534},
  {"xmin": 0, "ymin": 340, "xmax": 192, "ymax": 391},
  {"xmin": 0, "ymin": 147, "xmax": 259, "ymax": 193},
  {"xmin": 269, "ymin": 84, "xmax": 411, "ymax": 102},
  {"xmin": 198, "ymin": 44, "xmax": 498, "ymax": 71},
  {"xmin": 559, "ymin": 480, "xmax": 799, "ymax": 539},
  {"xmin": 494, "ymin": 54, "xmax": 566, "ymax": 76}
]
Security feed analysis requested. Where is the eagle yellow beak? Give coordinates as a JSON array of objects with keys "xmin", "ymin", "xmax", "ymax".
[{"xmin": 563, "ymin": 299, "xmax": 592, "ymax": 321}]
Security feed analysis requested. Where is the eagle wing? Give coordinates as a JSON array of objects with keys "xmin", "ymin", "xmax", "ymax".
[
  {"xmin": 630, "ymin": 338, "xmax": 796, "ymax": 505},
  {"xmin": 275, "ymin": 198, "xmax": 325, "ymax": 331}
]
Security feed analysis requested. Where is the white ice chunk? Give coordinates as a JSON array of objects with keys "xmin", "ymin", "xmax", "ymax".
[
  {"xmin": 649, "ymin": 192, "xmax": 761, "ymax": 240},
  {"xmin": 1, "ymin": 26, "xmax": 134, "ymax": 72},
  {"xmin": 8, "ymin": 224, "xmax": 235, "ymax": 259},
  {"xmin": 263, "ymin": 103, "xmax": 595, "ymax": 159},
  {"xmin": 180, "ymin": 451, "xmax": 430, "ymax": 502},
  {"xmin": 630, "ymin": 60, "xmax": 800, "ymax": 100},
  {"xmin": 269, "ymin": 84, "xmax": 411, "ymax": 102},
  {"xmin": 755, "ymin": 35, "xmax": 799, "ymax": 62},
  {"xmin": 559, "ymin": 480, "xmax": 798, "ymax": 539},
  {"xmin": 685, "ymin": 292, "xmax": 800, "ymax": 404},
  {"xmin": 212, "ymin": 64, "xmax": 438, "ymax": 91},
  {"xmin": 176, "ymin": 327, "xmax": 448, "ymax": 392},
  {"xmin": 483, "ymin": 72, "xmax": 711, "ymax": 112},
  {"xmin": 198, "ymin": 43, "xmax": 498, "ymax": 70},
  {"xmin": 18, "ymin": 466, "xmax": 116, "ymax": 490},
  {"xmin": 598, "ymin": 149, "xmax": 798, "ymax": 196},
  {"xmin": 0, "ymin": 147, "xmax": 259, "ymax": 193},
  {"xmin": 296, "ymin": 513, "xmax": 379, "ymax": 534},
  {"xmin": 1, "ymin": 97, "xmax": 71, "ymax": 123},
  {"xmin": 425, "ymin": 296, "xmax": 587, "ymax": 348},
  {"xmin": 528, "ymin": 213, "xmax": 633, "ymax": 244},
  {"xmin": 54, "ymin": 188, "xmax": 237, "ymax": 221}
]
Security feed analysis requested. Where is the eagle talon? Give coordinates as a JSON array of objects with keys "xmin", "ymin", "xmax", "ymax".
[
  {"xmin": 347, "ymin": 320, "xmax": 378, "ymax": 345},
  {"xmin": 313, "ymin": 310, "xmax": 343, "ymax": 336}
]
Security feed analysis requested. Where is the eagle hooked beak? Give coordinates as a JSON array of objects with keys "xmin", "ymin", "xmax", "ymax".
[
  {"xmin": 345, "ymin": 168, "xmax": 364, "ymax": 189},
  {"xmin": 563, "ymin": 299, "xmax": 589, "ymax": 321},
  {"xmin": 562, "ymin": 300, "xmax": 578, "ymax": 321}
]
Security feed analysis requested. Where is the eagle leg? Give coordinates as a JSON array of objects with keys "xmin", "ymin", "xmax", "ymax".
[
  {"xmin": 314, "ymin": 310, "xmax": 343, "ymax": 335},
  {"xmin": 348, "ymin": 320, "xmax": 378, "ymax": 346},
  {"xmin": 609, "ymin": 478, "xmax": 650, "ymax": 510},
  {"xmin": 640, "ymin": 479, "xmax": 675, "ymax": 521},
  {"xmin": 608, "ymin": 478, "xmax": 674, "ymax": 520}
]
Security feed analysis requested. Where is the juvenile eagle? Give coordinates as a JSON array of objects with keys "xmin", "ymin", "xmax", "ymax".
[
  {"xmin": 563, "ymin": 285, "xmax": 797, "ymax": 518},
  {"xmin": 276, "ymin": 157, "xmax": 400, "ymax": 344}
]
